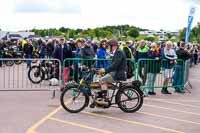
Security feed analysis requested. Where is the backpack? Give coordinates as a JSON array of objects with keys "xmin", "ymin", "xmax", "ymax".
[
  {"xmin": 126, "ymin": 60, "xmax": 134, "ymax": 79},
  {"xmin": 123, "ymin": 46, "xmax": 134, "ymax": 79}
]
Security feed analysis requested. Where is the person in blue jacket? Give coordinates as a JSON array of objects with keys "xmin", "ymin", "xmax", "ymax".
[
  {"xmin": 96, "ymin": 39, "xmax": 109, "ymax": 69},
  {"xmin": 74, "ymin": 39, "xmax": 82, "ymax": 59},
  {"xmin": 74, "ymin": 39, "xmax": 83, "ymax": 82}
]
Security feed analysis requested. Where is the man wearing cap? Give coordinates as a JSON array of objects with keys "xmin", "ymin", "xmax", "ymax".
[
  {"xmin": 53, "ymin": 38, "xmax": 73, "ymax": 80},
  {"xmin": 95, "ymin": 39, "xmax": 126, "ymax": 106},
  {"xmin": 173, "ymin": 42, "xmax": 191, "ymax": 93},
  {"xmin": 54, "ymin": 38, "xmax": 73, "ymax": 63},
  {"xmin": 127, "ymin": 40, "xmax": 135, "ymax": 54},
  {"xmin": 119, "ymin": 40, "xmax": 134, "ymax": 79},
  {"xmin": 120, "ymin": 41, "xmax": 134, "ymax": 59},
  {"xmin": 81, "ymin": 37, "xmax": 95, "ymax": 67}
]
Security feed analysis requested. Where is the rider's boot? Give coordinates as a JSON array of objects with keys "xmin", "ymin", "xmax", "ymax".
[
  {"xmin": 90, "ymin": 91, "xmax": 103, "ymax": 108},
  {"xmin": 95, "ymin": 90, "xmax": 109, "ymax": 106}
]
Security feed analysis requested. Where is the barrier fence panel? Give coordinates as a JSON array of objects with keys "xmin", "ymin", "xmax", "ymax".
[
  {"xmin": 63, "ymin": 58, "xmax": 136, "ymax": 85},
  {"xmin": 62, "ymin": 58, "xmax": 191, "ymax": 96},
  {"xmin": 183, "ymin": 59, "xmax": 192, "ymax": 92},
  {"xmin": 0, "ymin": 58, "xmax": 62, "ymax": 93},
  {"xmin": 63, "ymin": 58, "xmax": 110, "ymax": 85},
  {"xmin": 136, "ymin": 59, "xmax": 185, "ymax": 95},
  {"xmin": 0, "ymin": 57, "xmax": 193, "ymax": 98}
]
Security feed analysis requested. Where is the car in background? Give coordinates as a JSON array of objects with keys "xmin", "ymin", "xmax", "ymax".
[{"xmin": 7, "ymin": 34, "xmax": 22, "ymax": 42}]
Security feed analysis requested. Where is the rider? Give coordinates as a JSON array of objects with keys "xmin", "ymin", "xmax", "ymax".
[{"xmin": 97, "ymin": 39, "xmax": 127, "ymax": 105}]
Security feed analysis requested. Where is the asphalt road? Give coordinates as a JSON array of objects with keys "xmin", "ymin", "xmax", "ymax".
[{"xmin": 0, "ymin": 63, "xmax": 200, "ymax": 133}]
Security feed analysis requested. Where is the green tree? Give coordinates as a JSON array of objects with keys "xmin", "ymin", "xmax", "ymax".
[
  {"xmin": 68, "ymin": 29, "xmax": 76, "ymax": 38},
  {"xmin": 144, "ymin": 36, "xmax": 156, "ymax": 42},
  {"xmin": 128, "ymin": 29, "xmax": 139, "ymax": 38},
  {"xmin": 179, "ymin": 28, "xmax": 186, "ymax": 42},
  {"xmin": 59, "ymin": 27, "xmax": 69, "ymax": 33},
  {"xmin": 166, "ymin": 33, "xmax": 172, "ymax": 40},
  {"xmin": 31, "ymin": 25, "xmax": 146, "ymax": 39}
]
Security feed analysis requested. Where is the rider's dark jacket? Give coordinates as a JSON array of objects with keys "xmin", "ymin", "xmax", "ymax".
[{"xmin": 105, "ymin": 48, "xmax": 126, "ymax": 81}]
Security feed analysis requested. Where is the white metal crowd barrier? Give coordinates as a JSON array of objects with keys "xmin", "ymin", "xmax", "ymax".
[{"xmin": 0, "ymin": 58, "xmax": 62, "ymax": 98}]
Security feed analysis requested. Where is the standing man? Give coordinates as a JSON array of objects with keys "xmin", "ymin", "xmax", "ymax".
[
  {"xmin": 46, "ymin": 40, "xmax": 54, "ymax": 58},
  {"xmin": 54, "ymin": 38, "xmax": 73, "ymax": 64},
  {"xmin": 53, "ymin": 38, "xmax": 63, "ymax": 80},
  {"xmin": 24, "ymin": 40, "xmax": 33, "ymax": 68},
  {"xmin": 193, "ymin": 45, "xmax": 198, "ymax": 65},
  {"xmin": 127, "ymin": 40, "xmax": 135, "ymax": 54},
  {"xmin": 120, "ymin": 40, "xmax": 134, "ymax": 79},
  {"xmin": 53, "ymin": 38, "xmax": 73, "ymax": 81},
  {"xmin": 173, "ymin": 42, "xmax": 191, "ymax": 93},
  {"xmin": 39, "ymin": 40, "xmax": 47, "ymax": 59},
  {"xmin": 136, "ymin": 40, "xmax": 149, "ymax": 85},
  {"xmin": 81, "ymin": 37, "xmax": 95, "ymax": 67}
]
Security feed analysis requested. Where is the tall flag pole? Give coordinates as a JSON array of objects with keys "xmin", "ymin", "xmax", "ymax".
[{"xmin": 185, "ymin": 7, "xmax": 196, "ymax": 43}]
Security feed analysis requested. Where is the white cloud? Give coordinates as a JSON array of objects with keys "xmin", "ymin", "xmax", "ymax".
[
  {"xmin": 14, "ymin": 0, "xmax": 80, "ymax": 14},
  {"xmin": 0, "ymin": 0, "xmax": 199, "ymax": 31}
]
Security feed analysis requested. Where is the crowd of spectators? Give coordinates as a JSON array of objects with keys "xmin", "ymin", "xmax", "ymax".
[{"xmin": 0, "ymin": 37, "xmax": 199, "ymax": 96}]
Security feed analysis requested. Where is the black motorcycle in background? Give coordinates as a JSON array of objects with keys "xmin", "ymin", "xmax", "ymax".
[
  {"xmin": 2, "ymin": 46, "xmax": 24, "ymax": 66},
  {"xmin": 28, "ymin": 60, "xmax": 58, "ymax": 84}
]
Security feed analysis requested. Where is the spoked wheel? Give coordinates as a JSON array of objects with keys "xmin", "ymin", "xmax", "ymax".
[
  {"xmin": 14, "ymin": 60, "xmax": 23, "ymax": 65},
  {"xmin": 28, "ymin": 66, "xmax": 45, "ymax": 84},
  {"xmin": 32, "ymin": 53, "xmax": 39, "ymax": 63},
  {"xmin": 116, "ymin": 86, "xmax": 143, "ymax": 113},
  {"xmin": 44, "ymin": 66, "xmax": 53, "ymax": 80},
  {"xmin": 60, "ymin": 85, "xmax": 89, "ymax": 113},
  {"xmin": 6, "ymin": 60, "xmax": 14, "ymax": 66},
  {"xmin": 14, "ymin": 56, "xmax": 23, "ymax": 65}
]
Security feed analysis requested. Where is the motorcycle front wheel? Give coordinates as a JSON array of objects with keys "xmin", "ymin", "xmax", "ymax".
[{"xmin": 60, "ymin": 85, "xmax": 89, "ymax": 113}]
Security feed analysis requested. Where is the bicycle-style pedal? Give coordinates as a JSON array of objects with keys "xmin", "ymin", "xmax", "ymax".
[{"xmin": 89, "ymin": 102, "xmax": 96, "ymax": 108}]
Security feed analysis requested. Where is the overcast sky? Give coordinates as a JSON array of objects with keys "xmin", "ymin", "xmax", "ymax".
[{"xmin": 0, "ymin": 0, "xmax": 199, "ymax": 31}]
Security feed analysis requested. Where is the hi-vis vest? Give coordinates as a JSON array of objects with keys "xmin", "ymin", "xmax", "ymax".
[
  {"xmin": 119, "ymin": 45, "xmax": 134, "ymax": 59},
  {"xmin": 136, "ymin": 46, "xmax": 149, "ymax": 53},
  {"xmin": 22, "ymin": 40, "xmax": 27, "ymax": 49}
]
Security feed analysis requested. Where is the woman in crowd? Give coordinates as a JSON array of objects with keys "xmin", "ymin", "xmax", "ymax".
[
  {"xmin": 145, "ymin": 42, "xmax": 161, "ymax": 95},
  {"xmin": 96, "ymin": 39, "xmax": 109, "ymax": 69},
  {"xmin": 73, "ymin": 39, "xmax": 83, "ymax": 82},
  {"xmin": 161, "ymin": 41, "xmax": 177, "ymax": 94}
]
